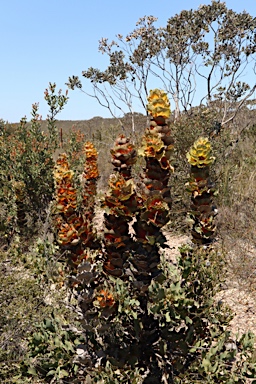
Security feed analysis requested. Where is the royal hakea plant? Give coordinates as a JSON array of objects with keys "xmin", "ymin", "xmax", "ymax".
[
  {"xmin": 102, "ymin": 135, "xmax": 138, "ymax": 277},
  {"xmin": 102, "ymin": 90, "xmax": 174, "ymax": 285},
  {"xmin": 52, "ymin": 143, "xmax": 99, "ymax": 268},
  {"xmin": 186, "ymin": 137, "xmax": 216, "ymax": 245},
  {"xmin": 131, "ymin": 90, "xmax": 174, "ymax": 285},
  {"xmin": 51, "ymin": 90, "xmax": 256, "ymax": 383},
  {"xmin": 81, "ymin": 141, "xmax": 99, "ymax": 240}
]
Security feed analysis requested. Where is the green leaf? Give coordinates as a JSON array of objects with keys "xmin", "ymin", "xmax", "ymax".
[
  {"xmin": 73, "ymin": 364, "xmax": 79, "ymax": 375},
  {"xmin": 33, "ymin": 333, "xmax": 42, "ymax": 343},
  {"xmin": 64, "ymin": 340, "xmax": 75, "ymax": 352},
  {"xmin": 145, "ymin": 235, "xmax": 156, "ymax": 245},
  {"xmin": 27, "ymin": 366, "xmax": 37, "ymax": 375},
  {"xmin": 202, "ymin": 358, "xmax": 211, "ymax": 372},
  {"xmin": 46, "ymin": 369, "xmax": 57, "ymax": 376},
  {"xmin": 59, "ymin": 369, "xmax": 69, "ymax": 378},
  {"xmin": 54, "ymin": 336, "xmax": 61, "ymax": 347},
  {"xmin": 132, "ymin": 311, "xmax": 138, "ymax": 319},
  {"xmin": 45, "ymin": 318, "xmax": 53, "ymax": 329}
]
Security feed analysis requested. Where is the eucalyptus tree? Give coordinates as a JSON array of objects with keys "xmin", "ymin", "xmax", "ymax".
[{"xmin": 67, "ymin": 1, "xmax": 256, "ymax": 129}]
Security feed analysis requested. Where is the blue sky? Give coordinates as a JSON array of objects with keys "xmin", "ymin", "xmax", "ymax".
[{"xmin": 1, "ymin": 0, "xmax": 256, "ymax": 123}]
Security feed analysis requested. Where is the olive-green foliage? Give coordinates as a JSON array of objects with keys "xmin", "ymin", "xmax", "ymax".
[
  {"xmin": 0, "ymin": 233, "xmax": 82, "ymax": 384},
  {"xmin": 83, "ymin": 362, "xmax": 147, "ymax": 384},
  {"xmin": 0, "ymin": 84, "xmax": 68, "ymax": 241},
  {"xmin": 77, "ymin": 246, "xmax": 256, "ymax": 383},
  {"xmin": 0, "ymin": 240, "xmax": 43, "ymax": 383},
  {"xmin": 20, "ymin": 313, "xmax": 84, "ymax": 383},
  {"xmin": 0, "ymin": 120, "xmax": 18, "ymax": 239},
  {"xmin": 174, "ymin": 247, "xmax": 256, "ymax": 382}
]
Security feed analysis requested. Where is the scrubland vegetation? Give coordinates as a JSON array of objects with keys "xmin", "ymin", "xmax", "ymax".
[{"xmin": 1, "ymin": 1, "xmax": 256, "ymax": 382}]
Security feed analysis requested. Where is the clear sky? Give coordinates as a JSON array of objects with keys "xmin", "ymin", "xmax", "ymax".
[{"xmin": 1, "ymin": 0, "xmax": 256, "ymax": 123}]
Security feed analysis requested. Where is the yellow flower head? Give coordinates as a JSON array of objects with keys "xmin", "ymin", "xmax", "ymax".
[
  {"xmin": 186, "ymin": 137, "xmax": 215, "ymax": 168},
  {"xmin": 147, "ymin": 89, "xmax": 171, "ymax": 119}
]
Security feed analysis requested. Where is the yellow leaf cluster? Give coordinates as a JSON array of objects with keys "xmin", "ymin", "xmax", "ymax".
[
  {"xmin": 147, "ymin": 89, "xmax": 171, "ymax": 119},
  {"xmin": 186, "ymin": 137, "xmax": 215, "ymax": 168}
]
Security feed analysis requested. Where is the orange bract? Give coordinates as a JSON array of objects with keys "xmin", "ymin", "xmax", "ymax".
[
  {"xmin": 83, "ymin": 142, "xmax": 99, "ymax": 179},
  {"xmin": 97, "ymin": 290, "xmax": 115, "ymax": 308}
]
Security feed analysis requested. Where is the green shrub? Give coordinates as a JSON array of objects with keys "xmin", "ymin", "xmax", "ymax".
[
  {"xmin": 0, "ymin": 84, "xmax": 68, "ymax": 242},
  {"xmin": 20, "ymin": 313, "xmax": 84, "ymax": 383},
  {"xmin": 48, "ymin": 90, "xmax": 256, "ymax": 382},
  {"xmin": 1, "ymin": 86, "xmax": 255, "ymax": 383}
]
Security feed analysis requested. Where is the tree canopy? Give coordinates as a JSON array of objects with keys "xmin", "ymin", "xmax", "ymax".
[{"xmin": 67, "ymin": 1, "xmax": 256, "ymax": 127}]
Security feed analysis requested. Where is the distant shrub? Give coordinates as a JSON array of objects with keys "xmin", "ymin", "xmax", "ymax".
[{"xmin": 0, "ymin": 84, "xmax": 68, "ymax": 242}]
